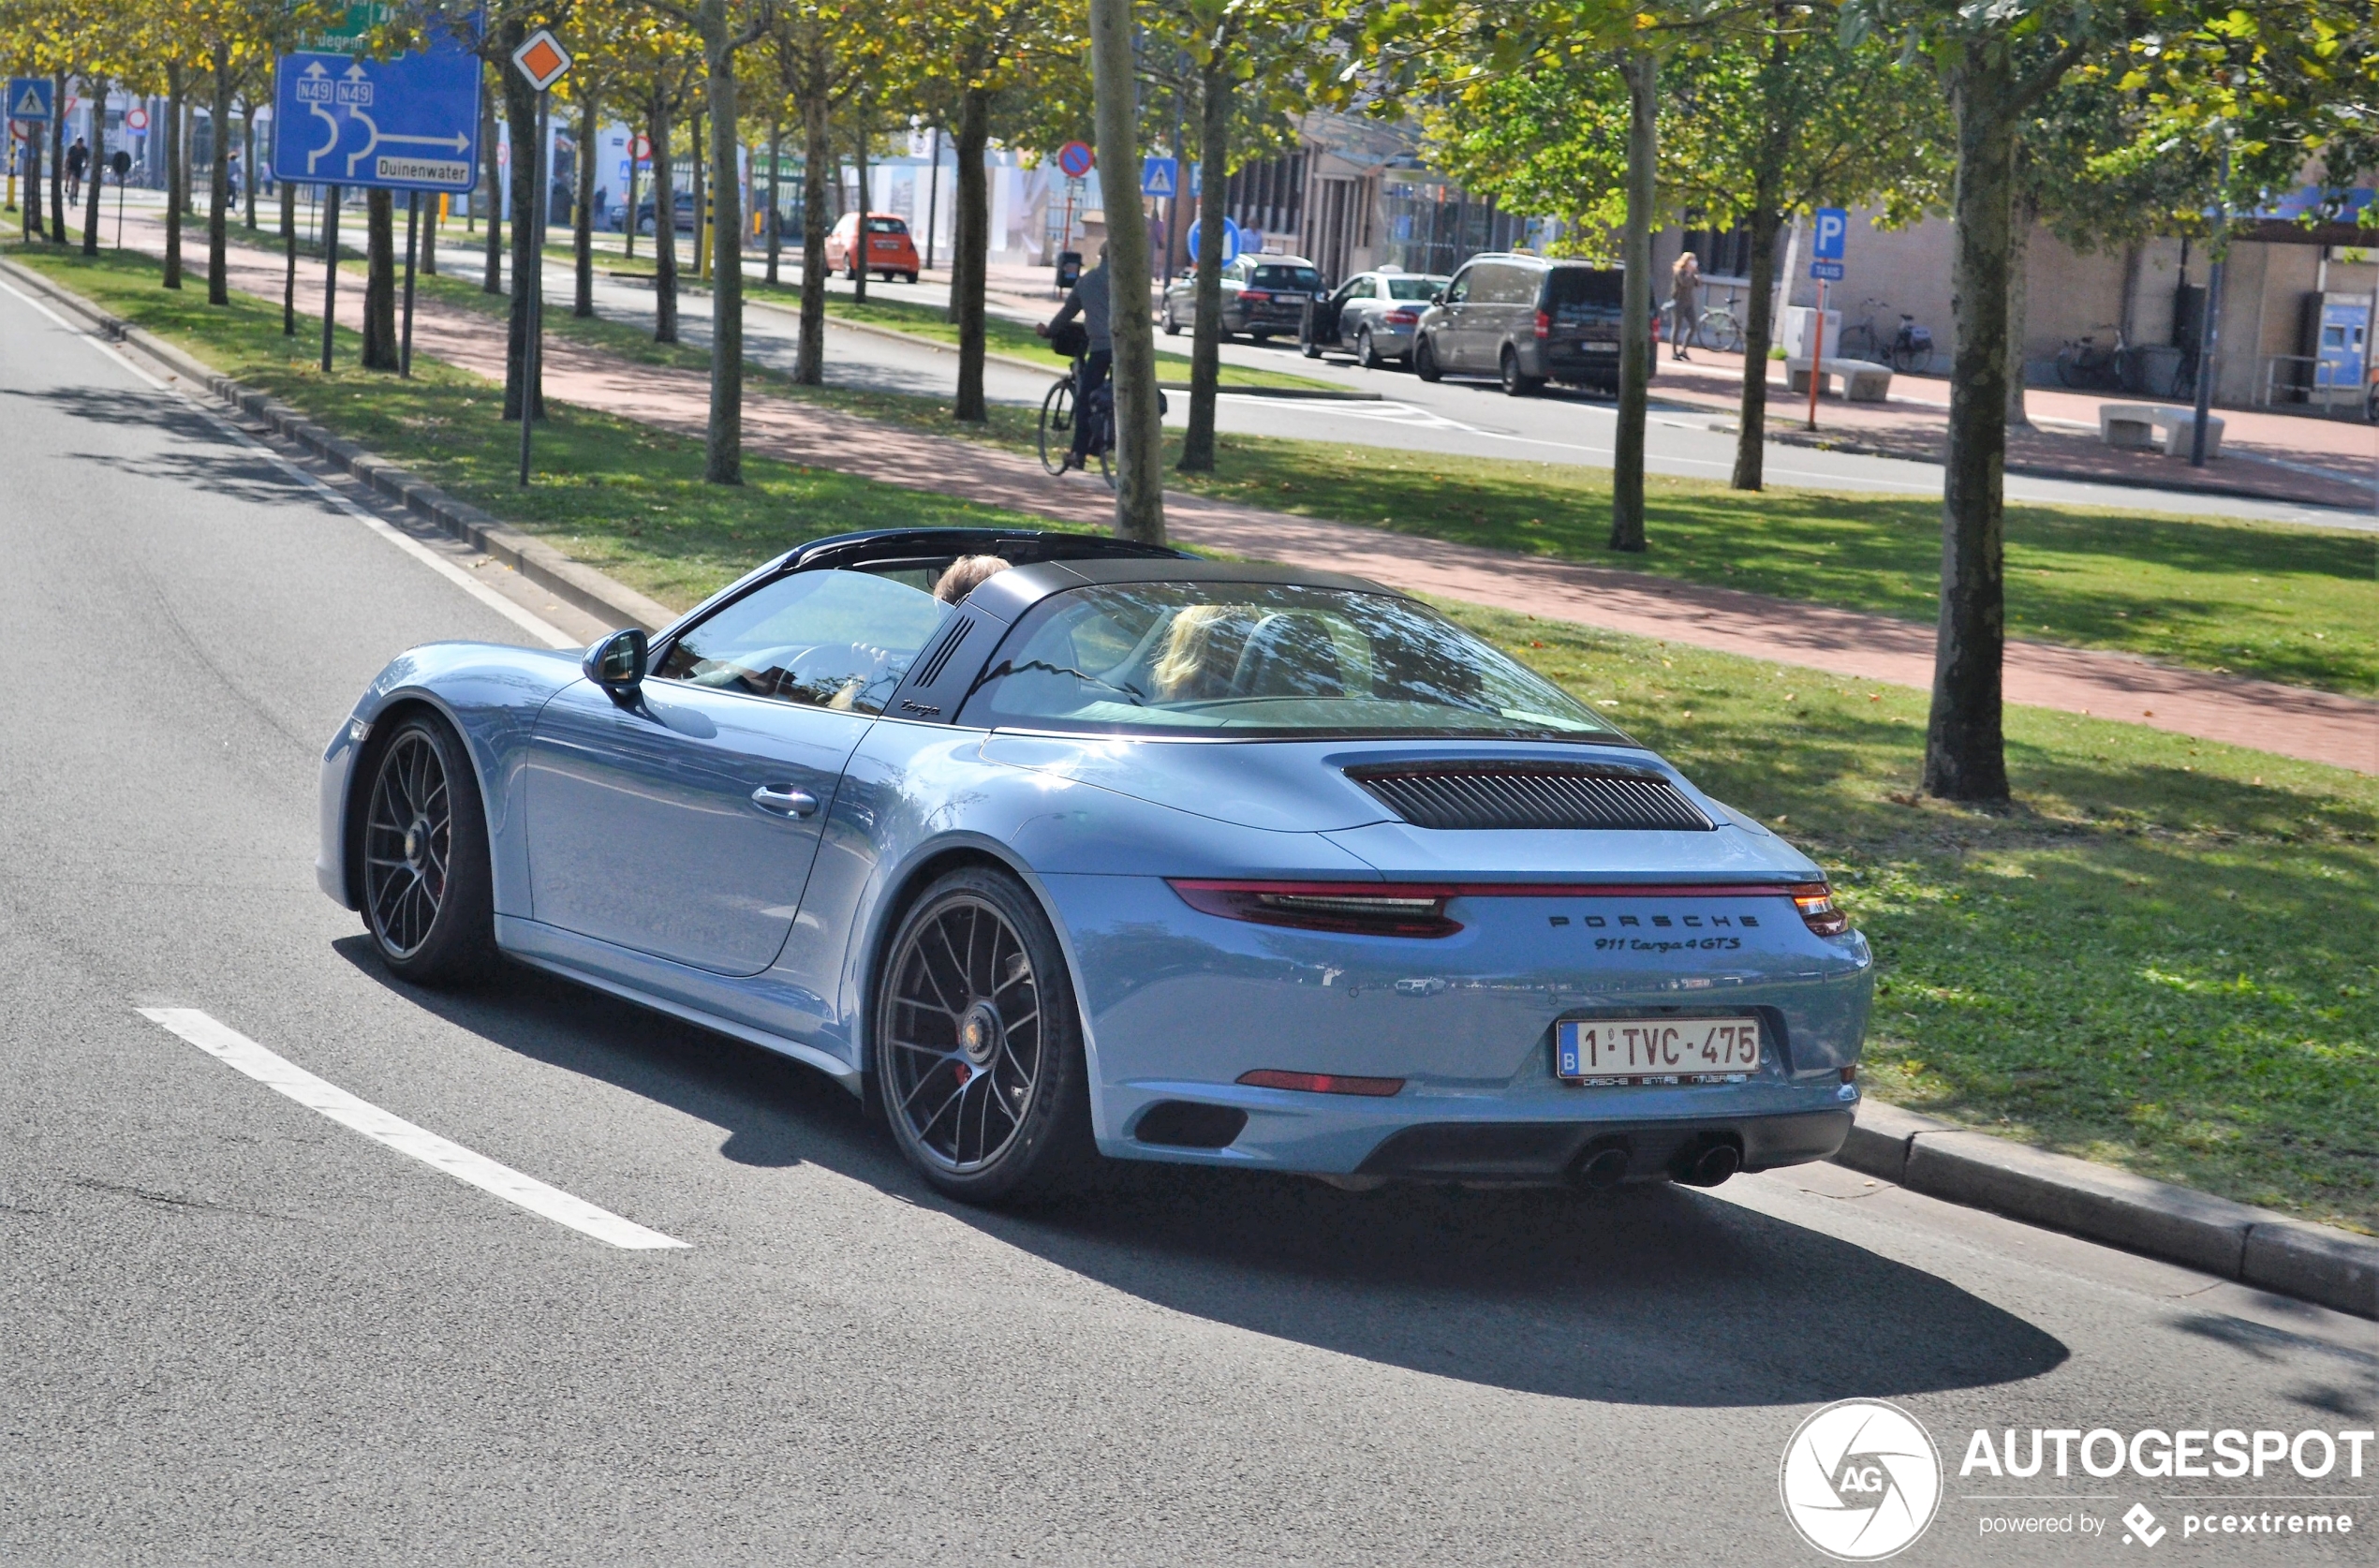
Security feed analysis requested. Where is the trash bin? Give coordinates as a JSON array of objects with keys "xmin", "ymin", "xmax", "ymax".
[{"xmin": 1056, "ymin": 249, "xmax": 1083, "ymax": 293}]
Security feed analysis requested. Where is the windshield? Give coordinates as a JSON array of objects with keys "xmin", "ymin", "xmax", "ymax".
[
  {"xmin": 969, "ymin": 583, "xmax": 1629, "ymax": 740},
  {"xmin": 1251, "ymin": 264, "xmax": 1322, "ymax": 291},
  {"xmin": 1385, "ymin": 276, "xmax": 1442, "ymax": 301}
]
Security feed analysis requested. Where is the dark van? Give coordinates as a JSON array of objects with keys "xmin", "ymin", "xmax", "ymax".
[{"xmin": 1412, "ymin": 254, "xmax": 1651, "ymax": 396}]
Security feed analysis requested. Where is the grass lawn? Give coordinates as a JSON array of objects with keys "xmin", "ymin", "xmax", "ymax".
[
  {"xmin": 1178, "ymin": 436, "xmax": 2379, "ymax": 698},
  {"xmin": 17, "ymin": 241, "xmax": 2373, "ymax": 1228},
  {"xmin": 1441, "ymin": 600, "xmax": 2378, "ymax": 1232},
  {"xmin": 4, "ymin": 242, "xmax": 1064, "ymax": 608}
]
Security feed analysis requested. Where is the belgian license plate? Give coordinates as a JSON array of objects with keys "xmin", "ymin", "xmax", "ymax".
[{"xmin": 1556, "ymin": 1018, "xmax": 1762, "ymax": 1085}]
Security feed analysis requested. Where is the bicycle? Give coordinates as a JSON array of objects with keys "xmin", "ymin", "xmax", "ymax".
[
  {"xmin": 1884, "ymin": 314, "xmax": 1935, "ymax": 375},
  {"xmin": 2056, "ymin": 325, "xmax": 2127, "ymax": 391},
  {"xmin": 1692, "ymin": 288, "xmax": 1746, "ymax": 355},
  {"xmin": 1037, "ymin": 350, "xmax": 1115, "ymax": 489},
  {"xmin": 1835, "ymin": 298, "xmax": 1893, "ymax": 362}
]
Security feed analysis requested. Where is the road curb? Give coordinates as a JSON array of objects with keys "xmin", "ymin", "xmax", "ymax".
[
  {"xmin": 1, "ymin": 257, "xmax": 676, "ymax": 636},
  {"xmin": 1836, "ymin": 1102, "xmax": 2376, "ymax": 1319}
]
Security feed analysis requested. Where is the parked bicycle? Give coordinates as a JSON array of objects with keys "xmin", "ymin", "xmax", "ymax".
[
  {"xmin": 1838, "ymin": 298, "xmax": 1935, "ymax": 373},
  {"xmin": 2055, "ymin": 326, "xmax": 2129, "ymax": 391},
  {"xmin": 1692, "ymin": 287, "xmax": 1746, "ymax": 354}
]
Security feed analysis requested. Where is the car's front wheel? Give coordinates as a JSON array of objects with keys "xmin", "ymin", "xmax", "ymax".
[
  {"xmin": 875, "ymin": 867, "xmax": 1094, "ymax": 1204},
  {"xmin": 1414, "ymin": 335, "xmax": 1442, "ymax": 382},
  {"xmin": 1356, "ymin": 327, "xmax": 1382, "ymax": 370},
  {"xmin": 1160, "ymin": 303, "xmax": 1180, "ymax": 334},
  {"xmin": 359, "ymin": 713, "xmax": 495, "ymax": 984}
]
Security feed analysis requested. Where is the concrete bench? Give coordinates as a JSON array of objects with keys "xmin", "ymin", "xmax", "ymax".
[
  {"xmin": 1785, "ymin": 357, "xmax": 1894, "ymax": 402},
  {"xmin": 2099, "ymin": 403, "xmax": 2224, "ymax": 459}
]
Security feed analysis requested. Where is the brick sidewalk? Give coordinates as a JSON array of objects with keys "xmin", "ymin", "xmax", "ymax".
[
  {"xmin": 85, "ymin": 215, "xmax": 2378, "ymax": 774},
  {"xmin": 1653, "ymin": 350, "xmax": 2379, "ymax": 512}
]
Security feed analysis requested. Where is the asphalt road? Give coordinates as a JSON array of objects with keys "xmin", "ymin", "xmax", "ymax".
[
  {"xmin": 448, "ymin": 240, "xmax": 2360, "ymax": 532},
  {"xmin": 3, "ymin": 273, "xmax": 2372, "ymax": 1566}
]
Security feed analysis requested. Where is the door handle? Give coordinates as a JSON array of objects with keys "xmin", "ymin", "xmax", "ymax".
[{"xmin": 750, "ymin": 785, "xmax": 819, "ymax": 819}]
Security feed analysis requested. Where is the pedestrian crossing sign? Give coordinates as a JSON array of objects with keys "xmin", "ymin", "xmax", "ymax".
[
  {"xmin": 7, "ymin": 78, "xmax": 54, "ymax": 122},
  {"xmin": 1141, "ymin": 156, "xmax": 1177, "ymax": 200}
]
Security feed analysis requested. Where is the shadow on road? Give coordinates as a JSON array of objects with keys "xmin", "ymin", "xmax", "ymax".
[
  {"xmin": 341, "ymin": 938, "xmax": 2071, "ymax": 1408},
  {"xmin": 1, "ymin": 384, "xmax": 301, "ymax": 504}
]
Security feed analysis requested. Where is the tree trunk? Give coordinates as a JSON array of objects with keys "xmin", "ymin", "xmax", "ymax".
[
  {"xmin": 480, "ymin": 79, "xmax": 503, "ymax": 292},
  {"xmin": 650, "ymin": 94, "xmax": 681, "ymax": 343},
  {"xmin": 851, "ymin": 102, "xmax": 868, "ymax": 302},
  {"xmin": 949, "ymin": 86, "xmax": 990, "ymax": 419},
  {"xmin": 22, "ymin": 133, "xmax": 41, "ymax": 241},
  {"xmin": 689, "ymin": 105, "xmax": 705, "ymax": 283},
  {"xmin": 79, "ymin": 92, "xmax": 104, "ymax": 258},
  {"xmin": 700, "ymin": 24, "xmax": 746, "ymax": 484},
  {"xmin": 1608, "ymin": 49, "xmax": 1657, "ymax": 553},
  {"xmin": 500, "ymin": 50, "xmax": 543, "ymax": 420},
  {"xmin": 764, "ymin": 113, "xmax": 782, "ymax": 286},
  {"xmin": 164, "ymin": 67, "xmax": 184, "ymax": 287},
  {"xmin": 1730, "ymin": 206, "xmax": 1780, "ymax": 490},
  {"xmin": 206, "ymin": 52, "xmax": 232, "ymax": 301},
  {"xmin": 180, "ymin": 97, "xmax": 195, "ymax": 214},
  {"xmin": 243, "ymin": 101, "xmax": 258, "ymax": 231},
  {"xmin": 1925, "ymin": 52, "xmax": 2018, "ymax": 804},
  {"xmin": 2004, "ymin": 184, "xmax": 2035, "ymax": 427},
  {"xmin": 574, "ymin": 92, "xmax": 597, "ymax": 318},
  {"xmin": 421, "ymin": 191, "xmax": 438, "ymax": 274},
  {"xmin": 362, "ymin": 188, "xmax": 399, "ymax": 368},
  {"xmin": 1087, "ymin": 0, "xmax": 1164, "ymax": 542},
  {"xmin": 1178, "ymin": 52, "xmax": 1231, "ymax": 473},
  {"xmin": 796, "ymin": 62, "xmax": 830, "ymax": 382},
  {"xmin": 281, "ymin": 178, "xmax": 296, "ymax": 333}
]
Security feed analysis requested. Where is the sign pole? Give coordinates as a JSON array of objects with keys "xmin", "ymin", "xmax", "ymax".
[
  {"xmin": 1806, "ymin": 276, "xmax": 1825, "ymax": 431},
  {"xmin": 320, "ymin": 185, "xmax": 340, "ymax": 374},
  {"xmin": 519, "ymin": 88, "xmax": 547, "ymax": 486},
  {"xmin": 401, "ymin": 189, "xmax": 419, "ymax": 377}
]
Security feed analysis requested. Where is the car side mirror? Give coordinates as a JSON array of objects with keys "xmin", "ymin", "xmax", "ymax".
[
  {"xmin": 584, "ymin": 628, "xmax": 648, "ymax": 695},
  {"xmin": 1430, "ymin": 289, "xmax": 1445, "ymax": 305}
]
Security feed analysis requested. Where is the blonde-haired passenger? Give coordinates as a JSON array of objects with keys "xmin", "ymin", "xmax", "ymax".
[
  {"xmin": 933, "ymin": 555, "xmax": 1012, "ymax": 604},
  {"xmin": 1152, "ymin": 605, "xmax": 1240, "ymax": 702}
]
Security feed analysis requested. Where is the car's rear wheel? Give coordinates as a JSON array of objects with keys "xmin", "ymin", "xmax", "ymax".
[
  {"xmin": 1501, "ymin": 348, "xmax": 1544, "ymax": 396},
  {"xmin": 359, "ymin": 713, "xmax": 495, "ymax": 985},
  {"xmin": 876, "ymin": 867, "xmax": 1094, "ymax": 1204},
  {"xmin": 1413, "ymin": 335, "xmax": 1442, "ymax": 382}
]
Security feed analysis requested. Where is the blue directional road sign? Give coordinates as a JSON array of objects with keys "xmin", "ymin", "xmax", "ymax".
[
  {"xmin": 273, "ymin": 30, "xmax": 480, "ymax": 192},
  {"xmin": 7, "ymin": 77, "xmax": 55, "ymax": 122},
  {"xmin": 1809, "ymin": 259, "xmax": 1844, "ymax": 281},
  {"xmin": 1141, "ymin": 155, "xmax": 1177, "ymax": 200},
  {"xmin": 1185, "ymin": 216, "xmax": 1242, "ymax": 267},
  {"xmin": 1811, "ymin": 205, "xmax": 1848, "ymax": 260}
]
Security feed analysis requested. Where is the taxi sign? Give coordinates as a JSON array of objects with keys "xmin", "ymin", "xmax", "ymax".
[{"xmin": 511, "ymin": 29, "xmax": 571, "ymax": 92}]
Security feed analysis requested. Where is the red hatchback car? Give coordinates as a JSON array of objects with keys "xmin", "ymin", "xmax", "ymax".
[{"xmin": 825, "ymin": 212, "xmax": 921, "ymax": 283}]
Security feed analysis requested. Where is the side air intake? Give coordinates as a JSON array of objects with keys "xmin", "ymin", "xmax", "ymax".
[{"xmin": 1345, "ymin": 762, "xmax": 1716, "ymax": 832}]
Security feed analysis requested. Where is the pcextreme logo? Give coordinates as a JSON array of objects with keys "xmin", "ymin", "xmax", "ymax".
[{"xmin": 1781, "ymin": 1399, "xmax": 1944, "ymax": 1561}]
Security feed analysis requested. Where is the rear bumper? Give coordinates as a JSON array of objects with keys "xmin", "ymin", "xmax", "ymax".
[{"xmin": 1356, "ymin": 1108, "xmax": 1852, "ymax": 1181}]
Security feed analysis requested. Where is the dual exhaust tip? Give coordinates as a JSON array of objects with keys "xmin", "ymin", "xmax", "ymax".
[{"xmin": 1572, "ymin": 1135, "xmax": 1742, "ymax": 1192}]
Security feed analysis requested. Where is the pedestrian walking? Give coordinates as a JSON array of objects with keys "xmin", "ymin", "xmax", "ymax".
[
  {"xmin": 1036, "ymin": 242, "xmax": 1112, "ymax": 472},
  {"xmin": 65, "ymin": 136, "xmax": 88, "ymax": 205},
  {"xmin": 1669, "ymin": 250, "xmax": 1701, "ymax": 362}
]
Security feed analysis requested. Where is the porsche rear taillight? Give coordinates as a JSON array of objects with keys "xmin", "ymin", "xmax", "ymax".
[
  {"xmin": 1168, "ymin": 880, "xmax": 1461, "ymax": 938},
  {"xmin": 1236, "ymin": 1069, "xmax": 1406, "ymax": 1097},
  {"xmin": 1790, "ymin": 882, "xmax": 1851, "ymax": 937}
]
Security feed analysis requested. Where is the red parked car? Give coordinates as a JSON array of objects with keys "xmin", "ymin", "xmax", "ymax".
[{"xmin": 825, "ymin": 212, "xmax": 921, "ymax": 283}]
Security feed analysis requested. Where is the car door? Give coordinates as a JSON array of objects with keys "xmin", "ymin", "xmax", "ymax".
[
  {"xmin": 1431, "ymin": 266, "xmax": 1475, "ymax": 367},
  {"xmin": 524, "ymin": 567, "xmax": 951, "ymax": 976},
  {"xmin": 1316, "ymin": 274, "xmax": 1367, "ymax": 348}
]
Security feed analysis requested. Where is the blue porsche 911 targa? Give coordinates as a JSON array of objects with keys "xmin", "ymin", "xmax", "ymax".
[{"xmin": 319, "ymin": 528, "xmax": 1871, "ymax": 1203}]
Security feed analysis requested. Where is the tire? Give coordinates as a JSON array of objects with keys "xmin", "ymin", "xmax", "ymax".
[
  {"xmin": 874, "ymin": 867, "xmax": 1095, "ymax": 1204},
  {"xmin": 1251, "ymin": 332, "xmax": 1273, "ymax": 343},
  {"xmin": 1161, "ymin": 303, "xmax": 1180, "ymax": 335},
  {"xmin": 1355, "ymin": 327, "xmax": 1382, "ymax": 370},
  {"xmin": 2055, "ymin": 350, "xmax": 2083, "ymax": 390},
  {"xmin": 1037, "ymin": 377, "xmax": 1074, "ymax": 477},
  {"xmin": 905, "ymin": 272, "xmax": 919, "ymax": 285},
  {"xmin": 1703, "ymin": 312, "xmax": 1744, "ymax": 355},
  {"xmin": 1500, "ymin": 347, "xmax": 1543, "ymax": 397},
  {"xmin": 1413, "ymin": 335, "xmax": 1442, "ymax": 382},
  {"xmin": 1302, "ymin": 337, "xmax": 1322, "ymax": 359},
  {"xmin": 358, "ymin": 713, "xmax": 495, "ymax": 985}
]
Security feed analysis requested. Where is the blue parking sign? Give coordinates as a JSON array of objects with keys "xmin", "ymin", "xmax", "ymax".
[
  {"xmin": 7, "ymin": 78, "xmax": 54, "ymax": 122},
  {"xmin": 1812, "ymin": 206, "xmax": 1848, "ymax": 260}
]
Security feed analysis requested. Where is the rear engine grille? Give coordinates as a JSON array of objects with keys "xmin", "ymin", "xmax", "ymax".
[{"xmin": 1346, "ymin": 762, "xmax": 1715, "ymax": 832}]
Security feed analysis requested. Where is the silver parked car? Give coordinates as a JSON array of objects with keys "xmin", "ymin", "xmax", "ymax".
[
  {"xmin": 1301, "ymin": 270, "xmax": 1451, "ymax": 368},
  {"xmin": 1414, "ymin": 253, "xmax": 1654, "ymax": 396},
  {"xmin": 1160, "ymin": 255, "xmax": 1325, "ymax": 342}
]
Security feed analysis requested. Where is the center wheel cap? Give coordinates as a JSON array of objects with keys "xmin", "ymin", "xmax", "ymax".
[
  {"xmin": 956, "ymin": 1000, "xmax": 1003, "ymax": 1067},
  {"xmin": 403, "ymin": 821, "xmax": 425, "ymax": 865}
]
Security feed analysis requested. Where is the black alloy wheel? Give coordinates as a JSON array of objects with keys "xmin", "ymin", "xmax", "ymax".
[
  {"xmin": 359, "ymin": 714, "xmax": 495, "ymax": 984},
  {"xmin": 1413, "ymin": 335, "xmax": 1442, "ymax": 382},
  {"xmin": 875, "ymin": 868, "xmax": 1093, "ymax": 1204}
]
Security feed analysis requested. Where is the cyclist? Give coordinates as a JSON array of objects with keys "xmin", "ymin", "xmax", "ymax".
[
  {"xmin": 1668, "ymin": 250, "xmax": 1700, "ymax": 362},
  {"xmin": 1036, "ymin": 242, "xmax": 1110, "ymax": 472},
  {"xmin": 65, "ymin": 136, "xmax": 88, "ymax": 204}
]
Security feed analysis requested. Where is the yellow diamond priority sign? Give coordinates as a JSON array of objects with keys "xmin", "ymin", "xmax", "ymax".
[{"xmin": 511, "ymin": 29, "xmax": 571, "ymax": 92}]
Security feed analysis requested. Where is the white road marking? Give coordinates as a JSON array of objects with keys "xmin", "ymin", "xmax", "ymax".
[
  {"xmin": 0, "ymin": 273, "xmax": 581, "ymax": 649},
  {"xmin": 138, "ymin": 1007, "xmax": 689, "ymax": 1250}
]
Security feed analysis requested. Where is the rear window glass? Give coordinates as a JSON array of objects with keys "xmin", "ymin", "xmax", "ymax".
[
  {"xmin": 1385, "ymin": 276, "xmax": 1442, "ymax": 301},
  {"xmin": 1251, "ymin": 264, "xmax": 1322, "ymax": 291},
  {"xmin": 1545, "ymin": 267, "xmax": 1625, "ymax": 313},
  {"xmin": 866, "ymin": 216, "xmax": 908, "ymax": 233}
]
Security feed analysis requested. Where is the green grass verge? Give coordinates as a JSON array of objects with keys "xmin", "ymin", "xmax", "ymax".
[
  {"xmin": 18, "ymin": 240, "xmax": 2373, "ymax": 1228},
  {"xmin": 4, "ymin": 241, "xmax": 1063, "ymax": 608},
  {"xmin": 1441, "ymin": 600, "xmax": 2377, "ymax": 1232},
  {"xmin": 1177, "ymin": 436, "xmax": 2379, "ymax": 698}
]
